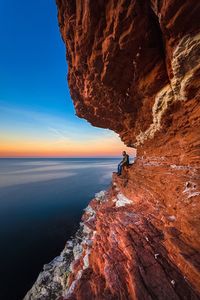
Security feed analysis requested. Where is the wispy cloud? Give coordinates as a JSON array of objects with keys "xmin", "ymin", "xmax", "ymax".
[
  {"xmin": 0, "ymin": 102, "xmax": 130, "ymax": 157},
  {"xmin": 0, "ymin": 102, "xmax": 118, "ymax": 141},
  {"xmin": 47, "ymin": 127, "xmax": 73, "ymax": 144}
]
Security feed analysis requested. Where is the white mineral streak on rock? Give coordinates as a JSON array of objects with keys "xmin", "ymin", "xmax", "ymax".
[
  {"xmin": 83, "ymin": 224, "xmax": 92, "ymax": 234},
  {"xmin": 183, "ymin": 181, "xmax": 200, "ymax": 199},
  {"xmin": 170, "ymin": 164, "xmax": 192, "ymax": 170},
  {"xmin": 66, "ymin": 240, "xmax": 73, "ymax": 248},
  {"xmin": 24, "ymin": 240, "xmax": 75, "ymax": 300},
  {"xmin": 84, "ymin": 204, "xmax": 97, "ymax": 222},
  {"xmin": 63, "ymin": 242, "xmax": 92, "ymax": 298},
  {"xmin": 135, "ymin": 33, "xmax": 200, "ymax": 146},
  {"xmin": 63, "ymin": 269, "xmax": 83, "ymax": 299},
  {"xmin": 135, "ymin": 84, "xmax": 174, "ymax": 146},
  {"xmin": 114, "ymin": 193, "xmax": 132, "ymax": 207},
  {"xmin": 188, "ymin": 192, "xmax": 200, "ymax": 199},
  {"xmin": 83, "ymin": 248, "xmax": 91, "ymax": 270},
  {"xmin": 113, "ymin": 181, "xmax": 120, "ymax": 191},
  {"xmin": 62, "ymin": 200, "xmax": 100, "ymax": 299},
  {"xmin": 95, "ymin": 190, "xmax": 107, "ymax": 201},
  {"xmin": 171, "ymin": 32, "xmax": 200, "ymax": 101},
  {"xmin": 167, "ymin": 215, "xmax": 176, "ymax": 222},
  {"xmin": 171, "ymin": 279, "xmax": 176, "ymax": 286},
  {"xmin": 84, "ymin": 205, "xmax": 96, "ymax": 216},
  {"xmin": 73, "ymin": 243, "xmax": 83, "ymax": 260}
]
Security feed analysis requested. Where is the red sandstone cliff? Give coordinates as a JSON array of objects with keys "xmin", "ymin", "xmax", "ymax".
[
  {"xmin": 54, "ymin": 0, "xmax": 200, "ymax": 299},
  {"xmin": 24, "ymin": 1, "xmax": 200, "ymax": 299}
]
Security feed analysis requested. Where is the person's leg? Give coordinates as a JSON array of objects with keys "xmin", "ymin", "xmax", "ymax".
[
  {"xmin": 117, "ymin": 164, "xmax": 120, "ymax": 174},
  {"xmin": 118, "ymin": 163, "xmax": 122, "ymax": 175}
]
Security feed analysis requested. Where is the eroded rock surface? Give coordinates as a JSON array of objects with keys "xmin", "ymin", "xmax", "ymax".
[
  {"xmin": 55, "ymin": 1, "xmax": 200, "ymax": 296},
  {"xmin": 24, "ymin": 1, "xmax": 200, "ymax": 299},
  {"xmin": 59, "ymin": 184, "xmax": 200, "ymax": 299},
  {"xmin": 56, "ymin": 0, "xmax": 200, "ymax": 150},
  {"xmin": 24, "ymin": 183, "xmax": 200, "ymax": 299}
]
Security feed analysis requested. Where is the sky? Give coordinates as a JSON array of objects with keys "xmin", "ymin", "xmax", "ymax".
[{"xmin": 0, "ymin": 0, "xmax": 131, "ymax": 158}]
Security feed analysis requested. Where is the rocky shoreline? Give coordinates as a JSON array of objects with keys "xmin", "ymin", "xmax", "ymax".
[
  {"xmin": 24, "ymin": 171, "xmax": 200, "ymax": 299},
  {"xmin": 24, "ymin": 190, "xmax": 108, "ymax": 300}
]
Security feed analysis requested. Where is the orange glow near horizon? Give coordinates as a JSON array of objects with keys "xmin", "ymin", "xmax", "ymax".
[
  {"xmin": 0, "ymin": 134, "xmax": 135, "ymax": 158},
  {"xmin": 0, "ymin": 106, "xmax": 136, "ymax": 159},
  {"xmin": 0, "ymin": 0, "xmax": 137, "ymax": 160}
]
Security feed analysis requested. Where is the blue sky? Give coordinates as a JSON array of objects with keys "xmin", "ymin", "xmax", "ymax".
[
  {"xmin": 0, "ymin": 0, "xmax": 129, "ymax": 157},
  {"xmin": 0, "ymin": 0, "xmax": 72, "ymax": 118}
]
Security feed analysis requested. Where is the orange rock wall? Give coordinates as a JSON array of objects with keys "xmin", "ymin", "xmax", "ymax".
[{"xmin": 56, "ymin": 1, "xmax": 200, "ymax": 299}]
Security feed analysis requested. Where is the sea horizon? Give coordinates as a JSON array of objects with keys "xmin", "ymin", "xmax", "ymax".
[{"xmin": 0, "ymin": 156, "xmax": 122, "ymax": 158}]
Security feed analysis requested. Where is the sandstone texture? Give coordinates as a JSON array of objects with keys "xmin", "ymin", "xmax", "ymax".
[
  {"xmin": 24, "ymin": 184, "xmax": 200, "ymax": 299},
  {"xmin": 58, "ymin": 186, "xmax": 200, "ymax": 299},
  {"xmin": 24, "ymin": 1, "xmax": 200, "ymax": 299},
  {"xmin": 56, "ymin": 0, "xmax": 200, "ymax": 151}
]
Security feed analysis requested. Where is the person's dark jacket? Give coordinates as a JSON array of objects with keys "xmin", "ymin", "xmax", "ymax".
[{"xmin": 121, "ymin": 154, "xmax": 129, "ymax": 166}]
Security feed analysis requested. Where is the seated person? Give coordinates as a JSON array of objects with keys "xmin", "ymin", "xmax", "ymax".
[{"xmin": 117, "ymin": 151, "xmax": 129, "ymax": 175}]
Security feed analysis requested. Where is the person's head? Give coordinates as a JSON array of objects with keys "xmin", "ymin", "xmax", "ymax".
[{"xmin": 122, "ymin": 151, "xmax": 126, "ymax": 156}]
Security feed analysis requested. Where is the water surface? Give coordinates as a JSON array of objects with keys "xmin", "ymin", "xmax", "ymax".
[{"xmin": 0, "ymin": 158, "xmax": 119, "ymax": 300}]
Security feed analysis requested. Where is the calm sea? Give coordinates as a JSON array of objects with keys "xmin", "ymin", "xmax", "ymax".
[{"xmin": 0, "ymin": 158, "xmax": 119, "ymax": 300}]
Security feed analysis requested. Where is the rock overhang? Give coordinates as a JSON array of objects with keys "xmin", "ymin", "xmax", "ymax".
[{"xmin": 56, "ymin": 0, "xmax": 200, "ymax": 155}]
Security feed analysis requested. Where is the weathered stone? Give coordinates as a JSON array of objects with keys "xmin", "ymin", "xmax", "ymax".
[{"xmin": 24, "ymin": 1, "xmax": 200, "ymax": 299}]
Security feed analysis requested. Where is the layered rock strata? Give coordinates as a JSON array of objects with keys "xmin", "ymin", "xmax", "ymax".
[
  {"xmin": 25, "ymin": 182, "xmax": 200, "ymax": 299},
  {"xmin": 55, "ymin": 1, "xmax": 200, "ymax": 296},
  {"xmin": 56, "ymin": 0, "xmax": 200, "ymax": 150},
  {"xmin": 25, "ymin": 0, "xmax": 200, "ymax": 299}
]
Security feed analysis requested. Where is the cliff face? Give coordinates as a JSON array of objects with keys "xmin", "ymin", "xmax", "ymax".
[
  {"xmin": 55, "ymin": 1, "xmax": 200, "ymax": 297},
  {"xmin": 56, "ymin": 0, "xmax": 200, "ymax": 153},
  {"xmin": 25, "ymin": 1, "xmax": 200, "ymax": 299}
]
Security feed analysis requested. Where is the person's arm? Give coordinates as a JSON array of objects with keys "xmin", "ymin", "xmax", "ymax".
[{"xmin": 121, "ymin": 155, "xmax": 128, "ymax": 166}]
